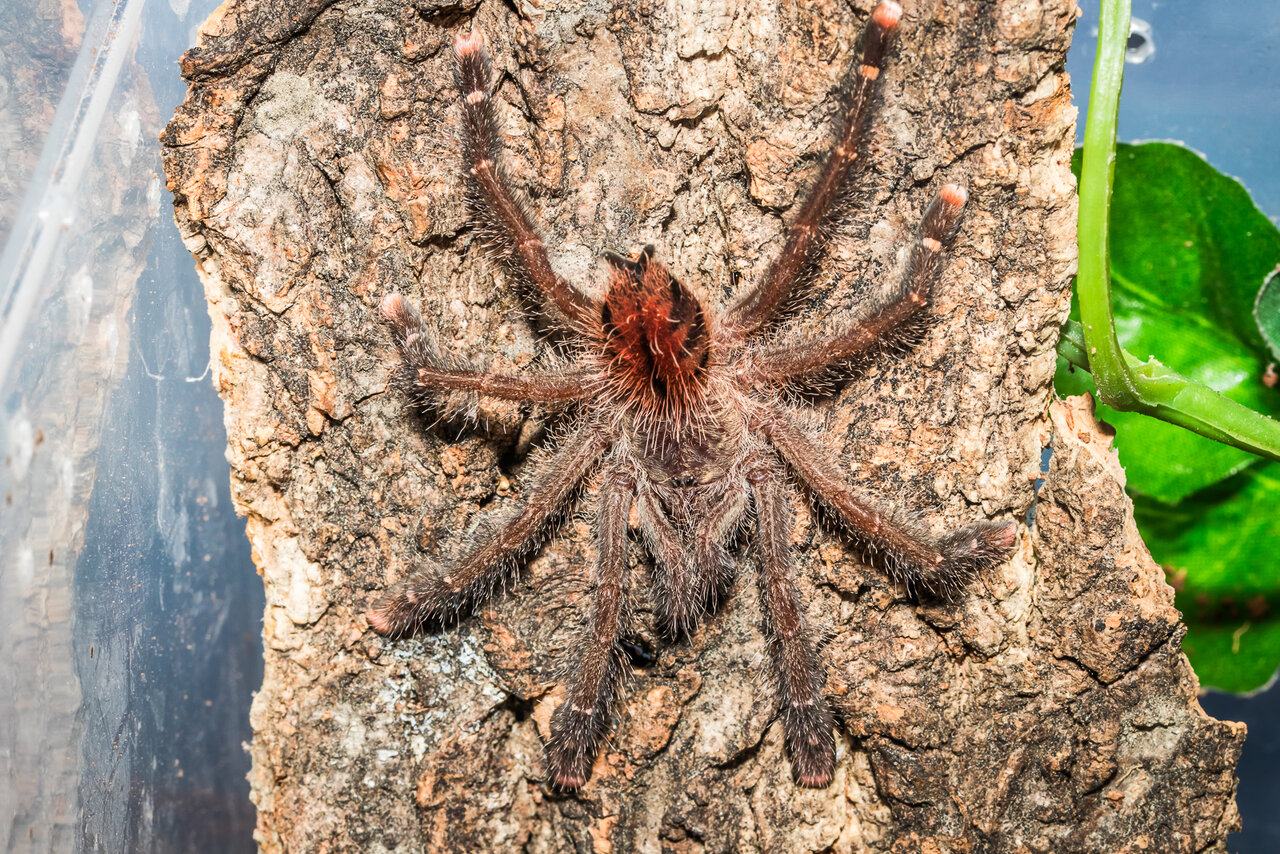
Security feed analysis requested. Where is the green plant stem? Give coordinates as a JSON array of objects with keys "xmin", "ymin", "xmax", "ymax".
[
  {"xmin": 1066, "ymin": 0, "xmax": 1280, "ymax": 462},
  {"xmin": 1059, "ymin": 320, "xmax": 1280, "ymax": 456}
]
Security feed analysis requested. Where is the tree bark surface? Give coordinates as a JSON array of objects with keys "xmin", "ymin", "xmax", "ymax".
[{"xmin": 161, "ymin": 0, "xmax": 1244, "ymax": 851}]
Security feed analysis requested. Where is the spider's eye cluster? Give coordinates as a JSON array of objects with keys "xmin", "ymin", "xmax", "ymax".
[{"xmin": 599, "ymin": 246, "xmax": 709, "ymax": 410}]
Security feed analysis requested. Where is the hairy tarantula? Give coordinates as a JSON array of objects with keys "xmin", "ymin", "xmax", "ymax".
[{"xmin": 368, "ymin": 1, "xmax": 1017, "ymax": 790}]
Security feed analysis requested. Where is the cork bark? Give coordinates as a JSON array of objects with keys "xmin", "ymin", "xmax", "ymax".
[{"xmin": 161, "ymin": 0, "xmax": 1244, "ymax": 851}]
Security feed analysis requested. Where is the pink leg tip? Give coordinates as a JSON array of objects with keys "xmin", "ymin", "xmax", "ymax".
[
  {"xmin": 939, "ymin": 183, "xmax": 968, "ymax": 208},
  {"xmin": 798, "ymin": 770, "xmax": 834, "ymax": 788},
  {"xmin": 454, "ymin": 30, "xmax": 484, "ymax": 57},
  {"xmin": 366, "ymin": 607, "xmax": 395, "ymax": 636},
  {"xmin": 380, "ymin": 292, "xmax": 404, "ymax": 320},
  {"xmin": 553, "ymin": 770, "xmax": 587, "ymax": 790},
  {"xmin": 874, "ymin": 1, "xmax": 903, "ymax": 29}
]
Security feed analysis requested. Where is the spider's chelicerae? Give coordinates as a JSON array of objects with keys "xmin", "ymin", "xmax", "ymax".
[{"xmin": 369, "ymin": 0, "xmax": 1016, "ymax": 790}]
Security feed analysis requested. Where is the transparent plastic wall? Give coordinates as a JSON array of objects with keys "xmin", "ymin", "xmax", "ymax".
[
  {"xmin": 0, "ymin": 1, "xmax": 259, "ymax": 851},
  {"xmin": 0, "ymin": 1, "xmax": 1275, "ymax": 853}
]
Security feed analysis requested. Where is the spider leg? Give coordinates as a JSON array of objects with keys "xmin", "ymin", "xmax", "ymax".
[
  {"xmin": 637, "ymin": 479, "xmax": 749, "ymax": 636},
  {"xmin": 382, "ymin": 293, "xmax": 590, "ymax": 404},
  {"xmin": 726, "ymin": 1, "xmax": 902, "ymax": 336},
  {"xmin": 546, "ymin": 466, "xmax": 635, "ymax": 789},
  {"xmin": 758, "ymin": 408, "xmax": 1016, "ymax": 595},
  {"xmin": 691, "ymin": 477, "xmax": 751, "ymax": 604},
  {"xmin": 635, "ymin": 485, "xmax": 699, "ymax": 637},
  {"xmin": 453, "ymin": 32, "xmax": 599, "ymax": 330},
  {"xmin": 366, "ymin": 422, "xmax": 612, "ymax": 635},
  {"xmin": 746, "ymin": 185, "xmax": 969, "ymax": 383},
  {"xmin": 748, "ymin": 458, "xmax": 837, "ymax": 787}
]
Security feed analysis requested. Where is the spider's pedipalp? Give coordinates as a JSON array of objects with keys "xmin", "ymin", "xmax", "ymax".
[
  {"xmin": 546, "ymin": 466, "xmax": 635, "ymax": 789},
  {"xmin": 367, "ymin": 423, "xmax": 611, "ymax": 636},
  {"xmin": 452, "ymin": 32, "xmax": 599, "ymax": 330},
  {"xmin": 746, "ymin": 183, "xmax": 970, "ymax": 384},
  {"xmin": 726, "ymin": 1, "xmax": 902, "ymax": 337},
  {"xmin": 381, "ymin": 292, "xmax": 591, "ymax": 406},
  {"xmin": 748, "ymin": 460, "xmax": 837, "ymax": 787}
]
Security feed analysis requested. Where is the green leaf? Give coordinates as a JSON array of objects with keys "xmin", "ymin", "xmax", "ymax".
[
  {"xmin": 1058, "ymin": 142, "xmax": 1280, "ymax": 503},
  {"xmin": 1055, "ymin": 353, "xmax": 1262, "ymax": 499},
  {"xmin": 1254, "ymin": 267, "xmax": 1280, "ymax": 363},
  {"xmin": 1139, "ymin": 462, "xmax": 1280, "ymax": 693},
  {"xmin": 1178, "ymin": 619, "xmax": 1280, "ymax": 696},
  {"xmin": 1056, "ymin": 140, "xmax": 1280, "ymax": 692},
  {"xmin": 1138, "ymin": 463, "xmax": 1280, "ymax": 602}
]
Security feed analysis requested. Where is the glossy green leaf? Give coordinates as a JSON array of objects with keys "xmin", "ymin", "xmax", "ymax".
[
  {"xmin": 1058, "ymin": 142, "xmax": 1280, "ymax": 503},
  {"xmin": 1137, "ymin": 462, "xmax": 1280, "ymax": 693},
  {"xmin": 1255, "ymin": 268, "xmax": 1280, "ymax": 363},
  {"xmin": 1179, "ymin": 619, "xmax": 1280, "ymax": 696},
  {"xmin": 1056, "ymin": 140, "xmax": 1280, "ymax": 693},
  {"xmin": 1056, "ymin": 353, "xmax": 1262, "ymax": 500}
]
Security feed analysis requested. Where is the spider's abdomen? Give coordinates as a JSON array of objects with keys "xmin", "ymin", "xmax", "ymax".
[{"xmin": 599, "ymin": 246, "xmax": 710, "ymax": 418}]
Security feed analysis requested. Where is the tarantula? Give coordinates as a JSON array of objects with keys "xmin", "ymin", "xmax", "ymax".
[{"xmin": 368, "ymin": 1, "xmax": 1016, "ymax": 790}]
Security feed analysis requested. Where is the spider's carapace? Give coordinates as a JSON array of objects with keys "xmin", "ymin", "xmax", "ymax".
[{"xmin": 598, "ymin": 245, "xmax": 711, "ymax": 424}]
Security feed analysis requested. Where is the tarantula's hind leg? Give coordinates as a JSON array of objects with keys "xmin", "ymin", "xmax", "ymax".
[
  {"xmin": 635, "ymin": 486, "xmax": 702, "ymax": 637},
  {"xmin": 761, "ymin": 410, "xmax": 1017, "ymax": 596},
  {"xmin": 633, "ymin": 478, "xmax": 748, "ymax": 637},
  {"xmin": 749, "ymin": 460, "xmax": 837, "ymax": 788},
  {"xmin": 546, "ymin": 467, "xmax": 635, "ymax": 789},
  {"xmin": 366, "ymin": 423, "xmax": 611, "ymax": 636}
]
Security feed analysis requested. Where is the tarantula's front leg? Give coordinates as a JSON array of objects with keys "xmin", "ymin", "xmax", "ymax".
[
  {"xmin": 547, "ymin": 466, "xmax": 635, "ymax": 789},
  {"xmin": 382, "ymin": 293, "xmax": 590, "ymax": 404},
  {"xmin": 760, "ymin": 409, "xmax": 1016, "ymax": 594},
  {"xmin": 453, "ymin": 33, "xmax": 599, "ymax": 330},
  {"xmin": 748, "ymin": 185, "xmax": 969, "ymax": 383},
  {"xmin": 366, "ymin": 422, "xmax": 611, "ymax": 635},
  {"xmin": 726, "ymin": 1, "xmax": 902, "ymax": 336},
  {"xmin": 748, "ymin": 459, "xmax": 837, "ymax": 787}
]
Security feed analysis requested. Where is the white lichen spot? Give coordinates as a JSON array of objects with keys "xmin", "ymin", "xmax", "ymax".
[
  {"xmin": 259, "ymin": 534, "xmax": 329, "ymax": 625},
  {"xmin": 17, "ymin": 547, "xmax": 34, "ymax": 589},
  {"xmin": 693, "ymin": 688, "xmax": 741, "ymax": 759},
  {"xmin": 69, "ymin": 267, "xmax": 93, "ymax": 343},
  {"xmin": 7, "ymin": 412, "xmax": 34, "ymax": 482}
]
